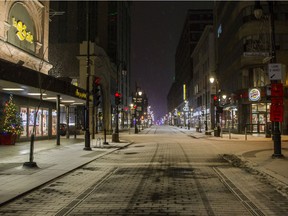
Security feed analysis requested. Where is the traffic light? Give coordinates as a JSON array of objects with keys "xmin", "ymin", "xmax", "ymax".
[
  {"xmin": 93, "ymin": 77, "xmax": 101, "ymax": 106},
  {"xmin": 213, "ymin": 95, "xmax": 218, "ymax": 106},
  {"xmin": 115, "ymin": 91, "xmax": 121, "ymax": 105}
]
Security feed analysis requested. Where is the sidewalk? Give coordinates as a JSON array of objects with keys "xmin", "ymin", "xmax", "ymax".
[
  {"xmin": 0, "ymin": 134, "xmax": 132, "ymax": 205},
  {"xmin": 176, "ymin": 126, "xmax": 288, "ymax": 187},
  {"xmin": 0, "ymin": 127, "xmax": 287, "ymax": 206}
]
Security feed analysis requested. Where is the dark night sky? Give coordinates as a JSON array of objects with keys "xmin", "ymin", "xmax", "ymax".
[{"xmin": 131, "ymin": 1, "xmax": 213, "ymax": 120}]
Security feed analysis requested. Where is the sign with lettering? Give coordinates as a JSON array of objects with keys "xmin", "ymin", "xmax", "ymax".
[
  {"xmin": 270, "ymin": 104, "xmax": 283, "ymax": 122},
  {"xmin": 271, "ymin": 83, "xmax": 283, "ymax": 97},
  {"xmin": 268, "ymin": 63, "xmax": 282, "ymax": 80}
]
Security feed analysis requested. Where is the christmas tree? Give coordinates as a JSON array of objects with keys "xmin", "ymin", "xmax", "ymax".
[{"xmin": 1, "ymin": 95, "xmax": 23, "ymax": 135}]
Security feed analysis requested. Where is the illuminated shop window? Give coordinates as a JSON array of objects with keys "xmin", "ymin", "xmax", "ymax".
[
  {"xmin": 52, "ymin": 110, "xmax": 57, "ymax": 136},
  {"xmin": 20, "ymin": 107, "xmax": 27, "ymax": 137}
]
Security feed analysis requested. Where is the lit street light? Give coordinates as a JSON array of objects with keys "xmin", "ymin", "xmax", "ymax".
[
  {"xmin": 209, "ymin": 76, "xmax": 221, "ymax": 137},
  {"xmin": 134, "ymin": 89, "xmax": 142, "ymax": 134}
]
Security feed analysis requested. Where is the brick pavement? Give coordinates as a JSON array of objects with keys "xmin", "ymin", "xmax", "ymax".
[
  {"xmin": 0, "ymin": 126, "xmax": 287, "ymax": 209},
  {"xmin": 0, "ymin": 135, "xmax": 132, "ymax": 205}
]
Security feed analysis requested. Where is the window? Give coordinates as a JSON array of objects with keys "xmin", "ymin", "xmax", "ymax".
[
  {"xmin": 253, "ymin": 67, "xmax": 268, "ymax": 87},
  {"xmin": 20, "ymin": 107, "xmax": 27, "ymax": 137},
  {"xmin": 52, "ymin": 110, "xmax": 57, "ymax": 135},
  {"xmin": 42, "ymin": 109, "xmax": 49, "ymax": 136}
]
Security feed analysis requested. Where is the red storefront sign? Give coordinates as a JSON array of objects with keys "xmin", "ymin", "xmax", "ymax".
[
  {"xmin": 271, "ymin": 83, "xmax": 283, "ymax": 97},
  {"xmin": 270, "ymin": 104, "xmax": 283, "ymax": 122},
  {"xmin": 271, "ymin": 97, "xmax": 283, "ymax": 105}
]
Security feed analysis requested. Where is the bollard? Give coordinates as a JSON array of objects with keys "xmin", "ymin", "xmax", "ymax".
[
  {"xmin": 245, "ymin": 127, "xmax": 247, "ymax": 141},
  {"xmin": 229, "ymin": 128, "xmax": 231, "ymax": 139}
]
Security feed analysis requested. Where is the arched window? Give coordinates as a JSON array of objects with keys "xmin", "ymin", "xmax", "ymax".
[{"xmin": 7, "ymin": 3, "xmax": 35, "ymax": 54}]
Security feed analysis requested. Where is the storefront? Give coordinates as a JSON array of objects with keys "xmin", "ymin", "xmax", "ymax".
[
  {"xmin": 221, "ymin": 87, "xmax": 271, "ymax": 134},
  {"xmin": 0, "ymin": 60, "xmax": 87, "ymax": 142}
]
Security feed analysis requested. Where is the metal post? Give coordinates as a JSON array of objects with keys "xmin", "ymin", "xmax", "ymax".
[
  {"xmin": 92, "ymin": 103, "xmax": 95, "ymax": 139},
  {"xmin": 74, "ymin": 108, "xmax": 77, "ymax": 139},
  {"xmin": 245, "ymin": 127, "xmax": 247, "ymax": 141},
  {"xmin": 112, "ymin": 63, "xmax": 120, "ymax": 142},
  {"xmin": 66, "ymin": 105, "xmax": 70, "ymax": 139},
  {"xmin": 56, "ymin": 95, "xmax": 61, "ymax": 145},
  {"xmin": 84, "ymin": 1, "xmax": 91, "ymax": 151},
  {"xmin": 205, "ymin": 77, "xmax": 208, "ymax": 134},
  {"xmin": 268, "ymin": 2, "xmax": 282, "ymax": 158},
  {"xmin": 103, "ymin": 128, "xmax": 108, "ymax": 144}
]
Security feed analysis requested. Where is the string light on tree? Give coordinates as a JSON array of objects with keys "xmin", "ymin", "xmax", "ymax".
[{"xmin": 2, "ymin": 95, "xmax": 23, "ymax": 136}]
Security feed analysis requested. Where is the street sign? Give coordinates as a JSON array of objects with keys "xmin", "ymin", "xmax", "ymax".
[
  {"xmin": 183, "ymin": 107, "xmax": 189, "ymax": 112},
  {"xmin": 270, "ymin": 104, "xmax": 283, "ymax": 122},
  {"xmin": 268, "ymin": 63, "xmax": 282, "ymax": 80}
]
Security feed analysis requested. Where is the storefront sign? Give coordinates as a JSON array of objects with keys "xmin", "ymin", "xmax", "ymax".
[
  {"xmin": 12, "ymin": 17, "xmax": 34, "ymax": 43},
  {"xmin": 271, "ymin": 83, "xmax": 283, "ymax": 97},
  {"xmin": 270, "ymin": 104, "xmax": 283, "ymax": 122},
  {"xmin": 75, "ymin": 89, "xmax": 86, "ymax": 99},
  {"xmin": 248, "ymin": 88, "xmax": 261, "ymax": 101}
]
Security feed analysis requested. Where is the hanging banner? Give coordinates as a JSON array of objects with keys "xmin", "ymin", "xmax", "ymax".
[{"xmin": 270, "ymin": 104, "xmax": 283, "ymax": 122}]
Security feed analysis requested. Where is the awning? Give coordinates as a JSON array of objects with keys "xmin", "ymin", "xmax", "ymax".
[{"xmin": 0, "ymin": 59, "xmax": 88, "ymax": 105}]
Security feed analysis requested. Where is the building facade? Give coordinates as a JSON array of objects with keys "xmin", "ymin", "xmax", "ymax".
[
  {"xmin": 0, "ymin": 0, "xmax": 87, "ymax": 142},
  {"xmin": 190, "ymin": 25, "xmax": 215, "ymax": 131},
  {"xmin": 167, "ymin": 9, "xmax": 213, "ymax": 126},
  {"xmin": 214, "ymin": 1, "xmax": 288, "ymax": 134},
  {"xmin": 49, "ymin": 1, "xmax": 131, "ymax": 133}
]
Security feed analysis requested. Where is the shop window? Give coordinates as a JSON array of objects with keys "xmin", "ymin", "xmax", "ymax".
[
  {"xmin": 20, "ymin": 107, "xmax": 27, "ymax": 137},
  {"xmin": 52, "ymin": 109, "xmax": 57, "ymax": 135},
  {"xmin": 37, "ymin": 109, "xmax": 42, "ymax": 136},
  {"xmin": 28, "ymin": 108, "xmax": 41, "ymax": 136},
  {"xmin": 42, "ymin": 109, "xmax": 49, "ymax": 136}
]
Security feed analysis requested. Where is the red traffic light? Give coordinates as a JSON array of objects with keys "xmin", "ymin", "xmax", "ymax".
[
  {"xmin": 94, "ymin": 77, "xmax": 101, "ymax": 85},
  {"xmin": 213, "ymin": 95, "xmax": 218, "ymax": 101},
  {"xmin": 114, "ymin": 92, "xmax": 121, "ymax": 97}
]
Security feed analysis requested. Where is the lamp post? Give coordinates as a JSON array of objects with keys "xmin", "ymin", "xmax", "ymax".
[
  {"xmin": 254, "ymin": 1, "xmax": 283, "ymax": 158},
  {"xmin": 209, "ymin": 76, "xmax": 221, "ymax": 137},
  {"xmin": 84, "ymin": 1, "xmax": 91, "ymax": 151},
  {"xmin": 205, "ymin": 76, "xmax": 209, "ymax": 134},
  {"xmin": 134, "ymin": 90, "xmax": 142, "ymax": 133}
]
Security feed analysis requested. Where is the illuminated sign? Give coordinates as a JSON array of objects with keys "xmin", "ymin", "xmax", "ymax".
[
  {"xmin": 183, "ymin": 84, "xmax": 186, "ymax": 101},
  {"xmin": 75, "ymin": 89, "xmax": 86, "ymax": 99},
  {"xmin": 12, "ymin": 17, "xmax": 34, "ymax": 43},
  {"xmin": 248, "ymin": 88, "xmax": 261, "ymax": 102}
]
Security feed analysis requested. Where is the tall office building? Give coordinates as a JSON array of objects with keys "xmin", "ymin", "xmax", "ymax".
[{"xmin": 168, "ymin": 9, "xmax": 213, "ymax": 125}]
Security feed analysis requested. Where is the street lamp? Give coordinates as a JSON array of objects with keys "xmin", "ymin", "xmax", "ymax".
[
  {"xmin": 254, "ymin": 1, "xmax": 283, "ymax": 158},
  {"xmin": 134, "ymin": 90, "xmax": 142, "ymax": 134},
  {"xmin": 204, "ymin": 76, "xmax": 212, "ymax": 134},
  {"xmin": 209, "ymin": 76, "xmax": 221, "ymax": 137}
]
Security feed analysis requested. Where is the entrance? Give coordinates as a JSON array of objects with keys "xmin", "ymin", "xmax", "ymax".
[
  {"xmin": 247, "ymin": 103, "xmax": 270, "ymax": 134},
  {"xmin": 251, "ymin": 112, "xmax": 266, "ymax": 133}
]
